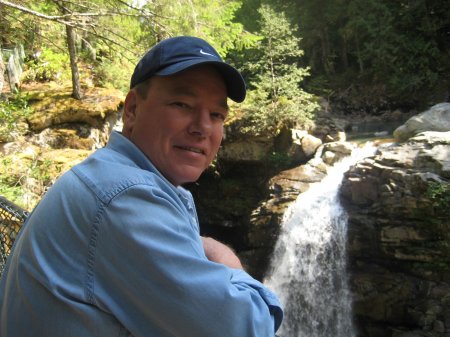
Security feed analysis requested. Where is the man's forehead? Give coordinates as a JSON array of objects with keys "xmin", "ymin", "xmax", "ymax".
[
  {"xmin": 167, "ymin": 85, "xmax": 229, "ymax": 110},
  {"xmin": 153, "ymin": 69, "xmax": 229, "ymax": 107}
]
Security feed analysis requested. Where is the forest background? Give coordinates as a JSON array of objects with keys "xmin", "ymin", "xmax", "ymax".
[{"xmin": 0, "ymin": 0, "xmax": 449, "ymax": 206}]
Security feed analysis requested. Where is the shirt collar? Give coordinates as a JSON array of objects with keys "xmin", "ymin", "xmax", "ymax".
[{"xmin": 106, "ymin": 131, "xmax": 182, "ymax": 191}]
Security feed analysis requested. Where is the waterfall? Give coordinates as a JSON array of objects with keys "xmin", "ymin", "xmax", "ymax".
[{"xmin": 265, "ymin": 143, "xmax": 377, "ymax": 337}]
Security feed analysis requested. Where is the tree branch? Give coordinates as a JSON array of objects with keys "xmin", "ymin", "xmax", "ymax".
[{"xmin": 0, "ymin": 0, "xmax": 162, "ymax": 25}]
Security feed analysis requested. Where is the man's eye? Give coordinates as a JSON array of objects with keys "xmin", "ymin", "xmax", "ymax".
[
  {"xmin": 172, "ymin": 102, "xmax": 191, "ymax": 109},
  {"xmin": 211, "ymin": 112, "xmax": 226, "ymax": 121}
]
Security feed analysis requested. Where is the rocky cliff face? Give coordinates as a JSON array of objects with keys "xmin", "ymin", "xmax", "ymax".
[{"xmin": 340, "ymin": 131, "xmax": 450, "ymax": 337}]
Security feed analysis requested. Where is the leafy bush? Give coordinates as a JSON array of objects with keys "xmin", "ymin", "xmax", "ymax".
[
  {"xmin": 0, "ymin": 155, "xmax": 55, "ymax": 210},
  {"xmin": 93, "ymin": 57, "xmax": 133, "ymax": 93},
  {"xmin": 0, "ymin": 157, "xmax": 26, "ymax": 208},
  {"xmin": 0, "ymin": 93, "xmax": 32, "ymax": 142},
  {"xmin": 23, "ymin": 48, "xmax": 70, "ymax": 82},
  {"xmin": 0, "ymin": 185, "xmax": 25, "ymax": 209}
]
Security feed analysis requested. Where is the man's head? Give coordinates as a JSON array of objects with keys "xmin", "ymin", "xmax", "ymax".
[
  {"xmin": 130, "ymin": 36, "xmax": 246, "ymax": 103},
  {"xmin": 123, "ymin": 37, "xmax": 246, "ymax": 186}
]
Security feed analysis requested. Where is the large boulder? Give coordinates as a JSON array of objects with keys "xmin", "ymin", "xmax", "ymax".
[
  {"xmin": 320, "ymin": 141, "xmax": 355, "ymax": 165},
  {"xmin": 219, "ymin": 128, "xmax": 323, "ymax": 164},
  {"xmin": 289, "ymin": 130, "xmax": 323, "ymax": 164},
  {"xmin": 218, "ymin": 136, "xmax": 273, "ymax": 162},
  {"xmin": 393, "ymin": 103, "xmax": 450, "ymax": 141},
  {"xmin": 340, "ymin": 131, "xmax": 450, "ymax": 337}
]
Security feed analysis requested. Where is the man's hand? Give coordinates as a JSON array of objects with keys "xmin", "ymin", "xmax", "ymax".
[{"xmin": 201, "ymin": 236, "xmax": 243, "ymax": 269}]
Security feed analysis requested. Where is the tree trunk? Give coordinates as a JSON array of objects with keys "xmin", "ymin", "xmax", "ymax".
[{"xmin": 65, "ymin": 24, "xmax": 81, "ymax": 99}]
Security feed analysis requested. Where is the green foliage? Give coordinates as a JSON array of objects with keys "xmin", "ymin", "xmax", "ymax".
[
  {"xmin": 0, "ymin": 185, "xmax": 25, "ymax": 208},
  {"xmin": 145, "ymin": 0, "xmax": 256, "ymax": 56},
  {"xmin": 343, "ymin": 0, "xmax": 441, "ymax": 100},
  {"xmin": 2, "ymin": 0, "xmax": 256, "ymax": 96},
  {"xmin": 0, "ymin": 93, "xmax": 32, "ymax": 141},
  {"xmin": 90, "ymin": 10, "xmax": 149, "ymax": 61},
  {"xmin": 28, "ymin": 158, "xmax": 53, "ymax": 184},
  {"xmin": 0, "ymin": 154, "xmax": 59, "ymax": 210},
  {"xmin": 278, "ymin": 0, "xmax": 450, "ymax": 107},
  {"xmin": 426, "ymin": 181, "xmax": 450, "ymax": 217},
  {"xmin": 2, "ymin": 0, "xmax": 449, "ymax": 111},
  {"xmin": 234, "ymin": 0, "xmax": 262, "ymax": 32},
  {"xmin": 23, "ymin": 48, "xmax": 70, "ymax": 82},
  {"xmin": 236, "ymin": 4, "xmax": 318, "ymax": 135},
  {"xmin": 0, "ymin": 157, "xmax": 26, "ymax": 207},
  {"xmin": 93, "ymin": 57, "xmax": 134, "ymax": 93},
  {"xmin": 0, "ymin": 157, "xmax": 26, "ymax": 208}
]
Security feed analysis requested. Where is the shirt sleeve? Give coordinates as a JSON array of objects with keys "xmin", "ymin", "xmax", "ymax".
[{"xmin": 90, "ymin": 183, "xmax": 283, "ymax": 337}]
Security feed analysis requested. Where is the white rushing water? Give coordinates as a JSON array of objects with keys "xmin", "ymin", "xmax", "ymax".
[{"xmin": 264, "ymin": 143, "xmax": 377, "ymax": 337}]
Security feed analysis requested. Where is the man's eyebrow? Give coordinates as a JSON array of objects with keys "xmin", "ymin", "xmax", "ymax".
[{"xmin": 170, "ymin": 86, "xmax": 229, "ymax": 111}]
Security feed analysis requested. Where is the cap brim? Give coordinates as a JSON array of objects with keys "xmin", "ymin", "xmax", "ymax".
[{"xmin": 155, "ymin": 59, "xmax": 246, "ymax": 103}]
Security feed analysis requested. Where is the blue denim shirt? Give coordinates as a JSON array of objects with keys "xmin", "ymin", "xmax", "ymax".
[{"xmin": 0, "ymin": 131, "xmax": 283, "ymax": 337}]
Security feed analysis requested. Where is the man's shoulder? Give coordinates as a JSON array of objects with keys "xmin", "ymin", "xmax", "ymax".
[{"xmin": 70, "ymin": 148, "xmax": 162, "ymax": 203}]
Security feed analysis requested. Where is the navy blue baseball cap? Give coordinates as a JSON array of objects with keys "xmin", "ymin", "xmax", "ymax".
[{"xmin": 130, "ymin": 36, "xmax": 246, "ymax": 103}]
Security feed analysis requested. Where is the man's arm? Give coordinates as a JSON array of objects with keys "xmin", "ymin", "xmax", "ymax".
[
  {"xmin": 95, "ymin": 185, "xmax": 283, "ymax": 337},
  {"xmin": 201, "ymin": 236, "xmax": 243, "ymax": 269}
]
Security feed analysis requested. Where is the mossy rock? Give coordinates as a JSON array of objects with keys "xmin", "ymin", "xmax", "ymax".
[{"xmin": 25, "ymin": 83, "xmax": 124, "ymax": 131}]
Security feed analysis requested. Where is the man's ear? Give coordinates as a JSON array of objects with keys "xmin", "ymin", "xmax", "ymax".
[{"xmin": 123, "ymin": 90, "xmax": 138, "ymax": 136}]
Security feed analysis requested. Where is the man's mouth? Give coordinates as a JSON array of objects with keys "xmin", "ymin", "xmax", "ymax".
[{"xmin": 176, "ymin": 146, "xmax": 205, "ymax": 154}]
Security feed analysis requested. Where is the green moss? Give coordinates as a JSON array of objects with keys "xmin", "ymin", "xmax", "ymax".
[
  {"xmin": 426, "ymin": 181, "xmax": 450, "ymax": 218},
  {"xmin": 26, "ymin": 85, "xmax": 124, "ymax": 122}
]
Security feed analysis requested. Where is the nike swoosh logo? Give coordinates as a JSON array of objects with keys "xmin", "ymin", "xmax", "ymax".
[{"xmin": 200, "ymin": 49, "xmax": 216, "ymax": 57}]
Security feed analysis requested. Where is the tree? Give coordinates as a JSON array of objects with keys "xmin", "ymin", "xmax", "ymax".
[
  {"xmin": 238, "ymin": 4, "xmax": 318, "ymax": 135},
  {"xmin": 0, "ymin": 0, "xmax": 162, "ymax": 98},
  {"xmin": 342, "ymin": 0, "xmax": 444, "ymax": 103},
  {"xmin": 143, "ymin": 0, "xmax": 257, "ymax": 56},
  {"xmin": 52, "ymin": 1, "xmax": 82, "ymax": 99},
  {"xmin": 279, "ymin": 0, "xmax": 450, "ymax": 109},
  {"xmin": 1, "ymin": 0, "xmax": 255, "ymax": 98}
]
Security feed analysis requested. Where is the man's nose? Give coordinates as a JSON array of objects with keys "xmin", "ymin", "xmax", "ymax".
[{"xmin": 188, "ymin": 109, "xmax": 212, "ymax": 136}]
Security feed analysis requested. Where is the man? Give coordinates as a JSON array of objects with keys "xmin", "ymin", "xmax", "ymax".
[{"xmin": 0, "ymin": 36, "xmax": 283, "ymax": 336}]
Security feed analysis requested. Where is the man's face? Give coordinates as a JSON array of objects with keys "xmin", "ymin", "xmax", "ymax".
[{"xmin": 123, "ymin": 65, "xmax": 229, "ymax": 186}]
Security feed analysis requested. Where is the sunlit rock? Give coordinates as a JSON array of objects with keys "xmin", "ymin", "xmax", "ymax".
[
  {"xmin": 289, "ymin": 131, "xmax": 323, "ymax": 163},
  {"xmin": 393, "ymin": 103, "xmax": 450, "ymax": 141},
  {"xmin": 26, "ymin": 86, "xmax": 124, "ymax": 132}
]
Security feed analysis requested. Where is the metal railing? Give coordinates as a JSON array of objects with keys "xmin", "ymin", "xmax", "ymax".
[
  {"xmin": 0, "ymin": 196, "xmax": 29, "ymax": 275},
  {"xmin": 1, "ymin": 44, "xmax": 25, "ymax": 93}
]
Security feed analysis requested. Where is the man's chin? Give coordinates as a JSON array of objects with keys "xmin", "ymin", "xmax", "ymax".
[{"xmin": 172, "ymin": 167, "xmax": 205, "ymax": 186}]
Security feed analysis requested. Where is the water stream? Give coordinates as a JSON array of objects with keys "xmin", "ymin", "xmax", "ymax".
[{"xmin": 264, "ymin": 144, "xmax": 377, "ymax": 337}]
